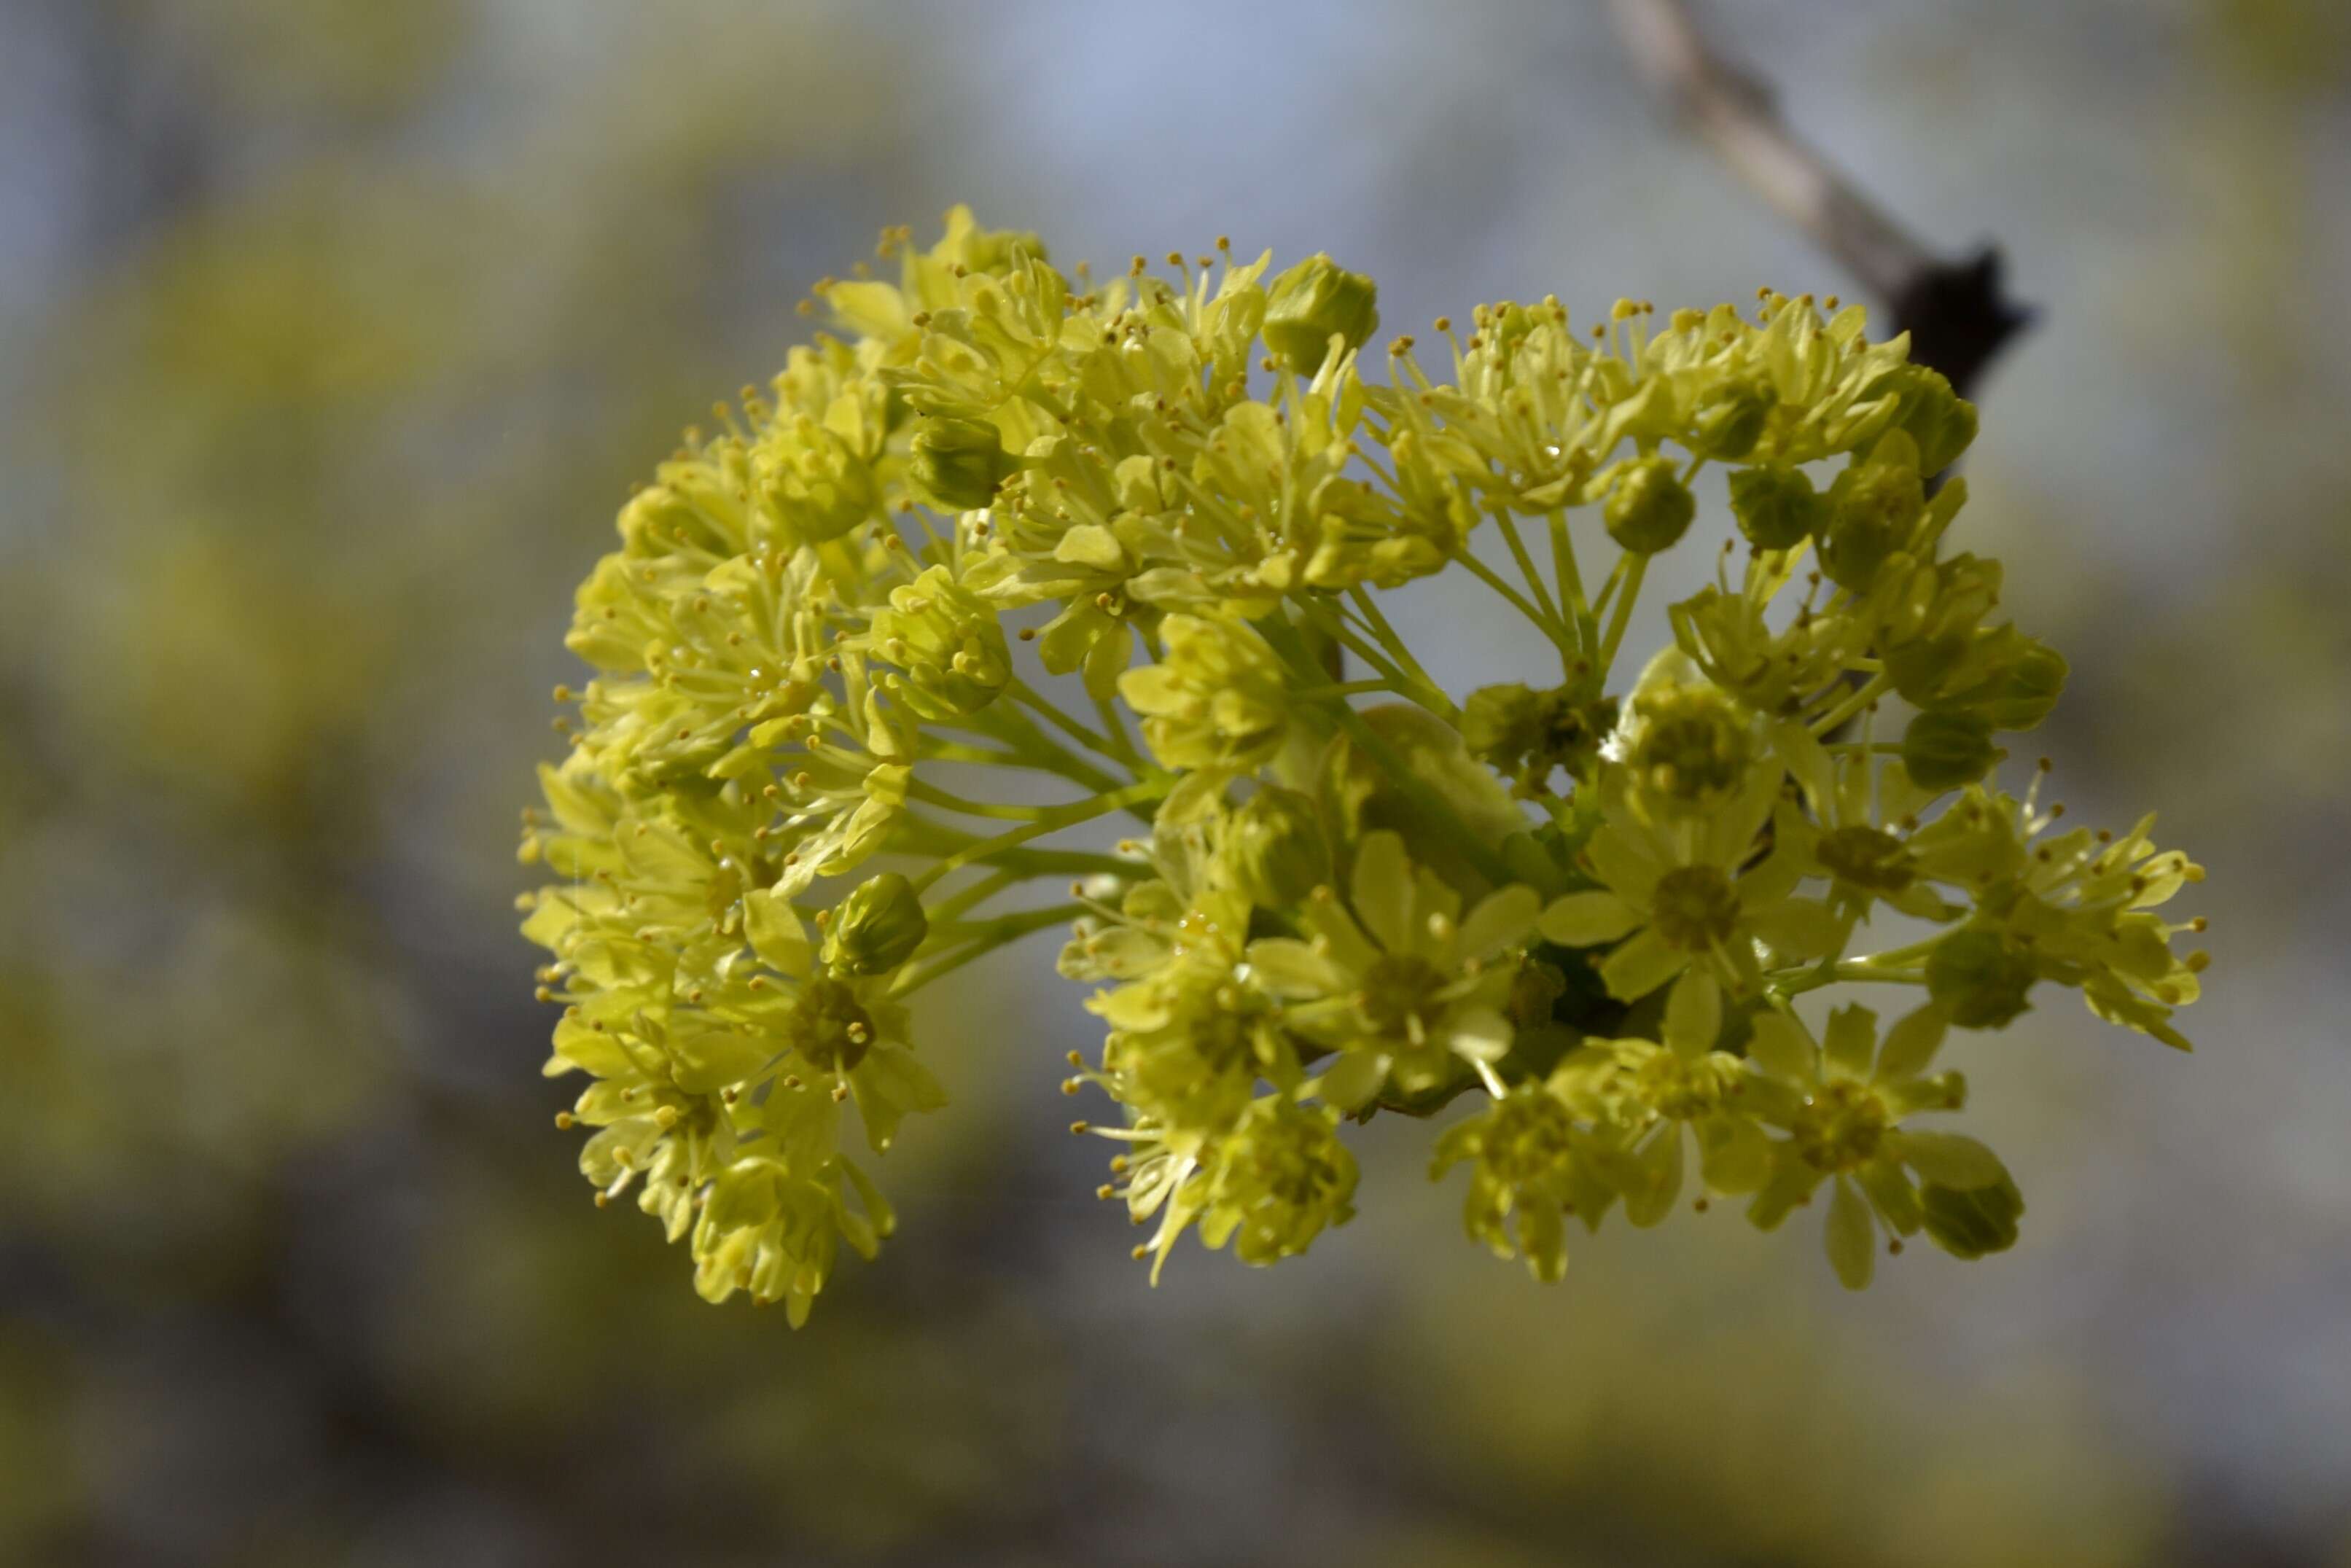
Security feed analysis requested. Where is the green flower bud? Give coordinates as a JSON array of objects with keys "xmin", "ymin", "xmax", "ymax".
[
  {"xmin": 1875, "ymin": 364, "xmax": 1978, "ymax": 475},
  {"xmin": 1603, "ymin": 456, "xmax": 1697, "ymax": 555},
  {"xmin": 1901, "ymin": 709, "xmax": 1999, "ymax": 789},
  {"xmin": 909, "ymin": 415, "xmax": 1018, "ymax": 511},
  {"xmin": 962, "ymin": 227, "xmax": 1048, "ymax": 274},
  {"xmin": 823, "ymin": 872, "xmax": 928, "ymax": 976},
  {"xmin": 1223, "ymin": 786, "xmax": 1332, "ymax": 908},
  {"xmin": 1919, "ymin": 1171, "xmax": 2023, "ymax": 1259},
  {"xmin": 1262, "ymin": 253, "xmax": 1381, "ymax": 372},
  {"xmin": 1819, "ymin": 453, "xmax": 1925, "ymax": 591},
  {"xmin": 1973, "ymin": 639, "xmax": 2067, "ymax": 730},
  {"xmin": 1690, "ymin": 377, "xmax": 1774, "ymax": 461},
  {"xmin": 1726, "ymin": 464, "xmax": 1824, "ymax": 551},
  {"xmin": 1926, "ymin": 928, "xmax": 2038, "ymax": 1029}
]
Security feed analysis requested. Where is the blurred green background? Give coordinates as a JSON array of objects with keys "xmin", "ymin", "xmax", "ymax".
[{"xmin": 4, "ymin": 1, "xmax": 2348, "ymax": 1563}]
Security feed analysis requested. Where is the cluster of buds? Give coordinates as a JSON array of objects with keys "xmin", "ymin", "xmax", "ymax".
[{"xmin": 521, "ymin": 210, "xmax": 2205, "ymax": 1322}]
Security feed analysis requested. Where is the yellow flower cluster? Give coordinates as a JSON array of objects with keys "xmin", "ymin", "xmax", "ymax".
[{"xmin": 521, "ymin": 210, "xmax": 2206, "ymax": 1319}]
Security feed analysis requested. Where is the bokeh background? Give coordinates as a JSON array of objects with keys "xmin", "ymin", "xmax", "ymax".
[{"xmin": 4, "ymin": 1, "xmax": 2348, "ymax": 1563}]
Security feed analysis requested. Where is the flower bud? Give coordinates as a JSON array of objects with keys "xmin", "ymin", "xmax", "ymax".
[
  {"xmin": 1689, "ymin": 378, "xmax": 1774, "ymax": 461},
  {"xmin": 1262, "ymin": 253, "xmax": 1381, "ymax": 372},
  {"xmin": 1726, "ymin": 465, "xmax": 1823, "ymax": 551},
  {"xmin": 1901, "ymin": 709, "xmax": 1998, "ymax": 789},
  {"xmin": 1819, "ymin": 452, "xmax": 1925, "ymax": 591},
  {"xmin": 1971, "ymin": 639, "xmax": 2067, "ymax": 731},
  {"xmin": 909, "ymin": 416, "xmax": 1018, "ymax": 511},
  {"xmin": 1875, "ymin": 364, "xmax": 1978, "ymax": 475},
  {"xmin": 1919, "ymin": 1171, "xmax": 2023, "ymax": 1259},
  {"xmin": 962, "ymin": 226, "xmax": 1048, "ymax": 274},
  {"xmin": 823, "ymin": 873, "xmax": 929, "ymax": 976},
  {"xmin": 1926, "ymin": 929, "xmax": 2038, "ymax": 1029},
  {"xmin": 1222, "ymin": 785, "xmax": 1332, "ymax": 908},
  {"xmin": 1602, "ymin": 456, "xmax": 1696, "ymax": 555}
]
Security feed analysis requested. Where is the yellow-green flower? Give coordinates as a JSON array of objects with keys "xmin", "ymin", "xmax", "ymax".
[
  {"xmin": 1119, "ymin": 612, "xmax": 1298, "ymax": 776},
  {"xmin": 1741, "ymin": 1002, "xmax": 2009, "ymax": 1288},
  {"xmin": 1247, "ymin": 831, "xmax": 1540, "ymax": 1110},
  {"xmin": 1430, "ymin": 1080, "xmax": 1612, "ymax": 1282},
  {"xmin": 1564, "ymin": 968, "xmax": 1775, "ymax": 1224},
  {"xmin": 1537, "ymin": 765, "xmax": 1842, "ymax": 1001},
  {"xmin": 523, "ymin": 212, "xmax": 2207, "ymax": 1314}
]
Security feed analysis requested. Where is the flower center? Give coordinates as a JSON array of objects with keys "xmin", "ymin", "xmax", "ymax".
[
  {"xmin": 1634, "ymin": 1050, "xmax": 1733, "ymax": 1120},
  {"xmin": 1817, "ymin": 825, "xmax": 1916, "ymax": 893},
  {"xmin": 1486, "ymin": 1093, "xmax": 1578, "ymax": 1182},
  {"xmin": 1360, "ymin": 953, "xmax": 1446, "ymax": 1038},
  {"xmin": 1650, "ymin": 866, "xmax": 1741, "ymax": 951},
  {"xmin": 789, "ymin": 976, "xmax": 874, "ymax": 1072},
  {"xmin": 1791, "ymin": 1080, "xmax": 1889, "ymax": 1171},
  {"xmin": 1631, "ymin": 690, "xmax": 1752, "ymax": 808}
]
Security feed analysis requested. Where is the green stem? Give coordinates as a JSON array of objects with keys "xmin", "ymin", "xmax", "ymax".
[
  {"xmin": 963, "ymin": 701, "xmax": 1126, "ymax": 795},
  {"xmin": 1597, "ymin": 553, "xmax": 1648, "ymax": 675},
  {"xmin": 908, "ymin": 778, "xmax": 1171, "ymax": 894},
  {"xmin": 891, "ymin": 814, "xmax": 1145, "ymax": 881},
  {"xmin": 1333, "ymin": 593, "xmax": 1459, "ymax": 720},
  {"xmin": 1290, "ymin": 679, "xmax": 1407, "ymax": 701},
  {"xmin": 892, "ymin": 904, "xmax": 1085, "ymax": 995},
  {"xmin": 1454, "ymin": 547, "xmax": 1571, "ymax": 651},
  {"xmin": 1548, "ymin": 508, "xmax": 1590, "ymax": 644},
  {"xmin": 1346, "ymin": 589, "xmax": 1449, "ymax": 695},
  {"xmin": 906, "ymin": 778, "xmax": 1069, "ymax": 821},
  {"xmin": 1807, "ymin": 671, "xmax": 1893, "ymax": 736},
  {"xmin": 1496, "ymin": 514, "xmax": 1564, "ymax": 634},
  {"xmin": 1307, "ymin": 611, "xmax": 1450, "ymax": 720},
  {"xmin": 1090, "ymin": 690, "xmax": 1145, "ymax": 771},
  {"xmin": 925, "ymin": 867, "xmax": 1020, "ymax": 924},
  {"xmin": 1007, "ymin": 676, "xmax": 1133, "ymax": 768}
]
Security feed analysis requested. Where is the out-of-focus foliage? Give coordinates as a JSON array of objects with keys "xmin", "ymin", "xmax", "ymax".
[{"xmin": 1, "ymin": 0, "xmax": 2347, "ymax": 1563}]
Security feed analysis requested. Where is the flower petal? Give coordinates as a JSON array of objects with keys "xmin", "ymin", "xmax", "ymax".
[
  {"xmin": 1599, "ymin": 927, "xmax": 1686, "ymax": 1002},
  {"xmin": 1887, "ymin": 1130, "xmax": 2008, "ymax": 1190},
  {"xmin": 1825, "ymin": 1175, "xmax": 1877, "ymax": 1290},
  {"xmin": 1350, "ymin": 830, "xmax": 1414, "ymax": 953},
  {"xmin": 1823, "ymin": 1003, "xmax": 1878, "ymax": 1080},
  {"xmin": 1874, "ymin": 1003, "xmax": 1949, "ymax": 1080},
  {"xmin": 1664, "ymin": 967, "xmax": 1723, "ymax": 1058},
  {"xmin": 1537, "ymin": 890, "xmax": 1640, "ymax": 947},
  {"xmin": 1744, "ymin": 1012, "xmax": 1817, "ymax": 1083},
  {"xmin": 1459, "ymin": 884, "xmax": 1542, "ymax": 962},
  {"xmin": 1583, "ymin": 824, "xmax": 1663, "ymax": 903}
]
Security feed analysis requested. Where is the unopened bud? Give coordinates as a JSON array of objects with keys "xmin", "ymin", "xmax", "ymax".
[
  {"xmin": 1263, "ymin": 254, "xmax": 1381, "ymax": 372},
  {"xmin": 824, "ymin": 873, "xmax": 928, "ymax": 975},
  {"xmin": 1926, "ymin": 928, "xmax": 2038, "ymax": 1029},
  {"xmin": 1726, "ymin": 464, "xmax": 1823, "ymax": 551},
  {"xmin": 1819, "ymin": 453, "xmax": 1925, "ymax": 591},
  {"xmin": 1901, "ymin": 709, "xmax": 1998, "ymax": 789},
  {"xmin": 1603, "ymin": 456, "xmax": 1696, "ymax": 555},
  {"xmin": 910, "ymin": 416, "xmax": 1018, "ymax": 511}
]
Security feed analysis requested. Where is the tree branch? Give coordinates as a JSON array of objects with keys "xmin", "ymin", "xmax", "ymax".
[{"xmin": 1606, "ymin": 0, "xmax": 2032, "ymax": 396}]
